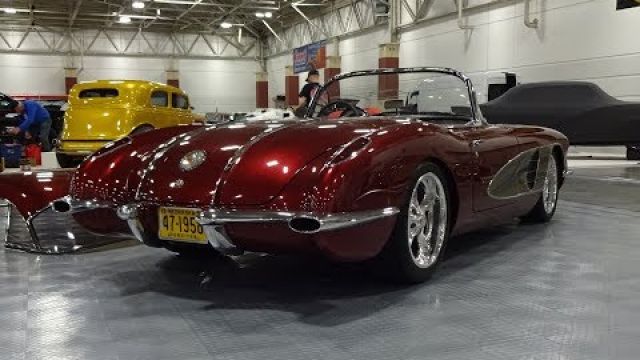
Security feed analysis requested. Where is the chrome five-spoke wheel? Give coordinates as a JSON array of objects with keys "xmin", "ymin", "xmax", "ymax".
[
  {"xmin": 407, "ymin": 172, "xmax": 448, "ymax": 269},
  {"xmin": 542, "ymin": 155, "xmax": 558, "ymax": 215},
  {"xmin": 522, "ymin": 153, "xmax": 561, "ymax": 223},
  {"xmin": 377, "ymin": 162, "xmax": 451, "ymax": 283}
]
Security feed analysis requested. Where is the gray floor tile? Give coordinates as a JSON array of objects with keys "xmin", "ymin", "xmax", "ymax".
[{"xmin": 0, "ymin": 163, "xmax": 638, "ymax": 359}]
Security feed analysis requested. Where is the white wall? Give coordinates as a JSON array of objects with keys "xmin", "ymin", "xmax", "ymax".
[
  {"xmin": 400, "ymin": 0, "xmax": 640, "ymax": 102},
  {"xmin": 266, "ymin": 53, "xmax": 289, "ymax": 103},
  {"xmin": 266, "ymin": 0, "xmax": 640, "ymax": 103},
  {"xmin": 179, "ymin": 58, "xmax": 257, "ymax": 113},
  {"xmin": 0, "ymin": 54, "xmax": 257, "ymax": 112},
  {"xmin": 0, "ymin": 54, "xmax": 66, "ymax": 96}
]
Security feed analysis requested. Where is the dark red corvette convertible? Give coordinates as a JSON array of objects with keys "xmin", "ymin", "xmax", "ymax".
[{"xmin": 1, "ymin": 68, "xmax": 569, "ymax": 282}]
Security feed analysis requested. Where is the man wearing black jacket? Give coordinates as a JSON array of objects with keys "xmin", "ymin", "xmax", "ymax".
[{"xmin": 294, "ymin": 70, "xmax": 321, "ymax": 117}]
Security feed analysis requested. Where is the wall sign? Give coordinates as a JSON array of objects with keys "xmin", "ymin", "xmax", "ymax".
[
  {"xmin": 293, "ymin": 41, "xmax": 326, "ymax": 74},
  {"xmin": 617, "ymin": 0, "xmax": 640, "ymax": 10}
]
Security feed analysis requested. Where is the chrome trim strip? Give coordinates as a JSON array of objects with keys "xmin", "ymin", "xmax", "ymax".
[
  {"xmin": 1, "ymin": 200, "xmax": 12, "ymax": 247},
  {"xmin": 202, "ymin": 225, "xmax": 240, "ymax": 255},
  {"xmin": 486, "ymin": 144, "xmax": 556, "ymax": 200},
  {"xmin": 126, "ymin": 219, "xmax": 145, "ymax": 243},
  {"xmin": 55, "ymin": 151, "xmax": 95, "ymax": 155},
  {"xmin": 197, "ymin": 207, "xmax": 400, "ymax": 234}
]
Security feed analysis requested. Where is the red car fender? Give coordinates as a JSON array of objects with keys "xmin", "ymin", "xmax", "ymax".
[
  {"xmin": 71, "ymin": 125, "xmax": 202, "ymax": 204},
  {"xmin": 0, "ymin": 170, "xmax": 73, "ymax": 219},
  {"xmin": 269, "ymin": 122, "xmax": 474, "ymax": 234}
]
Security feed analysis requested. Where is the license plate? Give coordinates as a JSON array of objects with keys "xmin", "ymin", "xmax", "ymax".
[{"xmin": 158, "ymin": 207, "xmax": 207, "ymax": 244}]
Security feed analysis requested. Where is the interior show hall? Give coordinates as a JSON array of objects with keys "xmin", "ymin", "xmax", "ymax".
[{"xmin": 0, "ymin": 1, "xmax": 639, "ymax": 359}]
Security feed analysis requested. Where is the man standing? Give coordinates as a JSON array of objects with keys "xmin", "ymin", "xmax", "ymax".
[
  {"xmin": 7, "ymin": 100, "xmax": 52, "ymax": 151},
  {"xmin": 294, "ymin": 69, "xmax": 322, "ymax": 117}
]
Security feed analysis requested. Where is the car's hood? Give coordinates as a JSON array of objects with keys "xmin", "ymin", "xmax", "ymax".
[{"xmin": 135, "ymin": 119, "xmax": 399, "ymax": 206}]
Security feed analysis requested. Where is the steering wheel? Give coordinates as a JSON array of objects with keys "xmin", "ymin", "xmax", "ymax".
[{"xmin": 317, "ymin": 100, "xmax": 365, "ymax": 118}]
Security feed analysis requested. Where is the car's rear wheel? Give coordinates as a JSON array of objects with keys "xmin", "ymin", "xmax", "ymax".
[
  {"xmin": 522, "ymin": 154, "xmax": 559, "ymax": 223},
  {"xmin": 627, "ymin": 145, "xmax": 640, "ymax": 161},
  {"xmin": 376, "ymin": 162, "xmax": 451, "ymax": 283}
]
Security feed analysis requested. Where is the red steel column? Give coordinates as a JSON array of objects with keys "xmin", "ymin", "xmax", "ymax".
[
  {"xmin": 166, "ymin": 70, "xmax": 180, "ymax": 88},
  {"xmin": 64, "ymin": 68, "xmax": 78, "ymax": 94},
  {"xmin": 378, "ymin": 43, "xmax": 400, "ymax": 100},
  {"xmin": 285, "ymin": 65, "xmax": 300, "ymax": 107},
  {"xmin": 323, "ymin": 56, "xmax": 341, "ymax": 99},
  {"xmin": 256, "ymin": 72, "xmax": 269, "ymax": 108}
]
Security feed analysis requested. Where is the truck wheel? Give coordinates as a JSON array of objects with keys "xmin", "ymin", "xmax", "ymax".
[
  {"xmin": 627, "ymin": 145, "xmax": 640, "ymax": 161},
  {"xmin": 55, "ymin": 153, "xmax": 82, "ymax": 168}
]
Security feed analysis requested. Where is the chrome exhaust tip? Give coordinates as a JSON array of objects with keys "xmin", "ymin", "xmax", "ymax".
[
  {"xmin": 289, "ymin": 216, "xmax": 322, "ymax": 234},
  {"xmin": 51, "ymin": 198, "xmax": 72, "ymax": 213}
]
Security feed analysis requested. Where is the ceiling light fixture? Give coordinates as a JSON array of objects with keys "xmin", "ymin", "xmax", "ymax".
[
  {"xmin": 132, "ymin": 1, "xmax": 145, "ymax": 9},
  {"xmin": 264, "ymin": 12, "xmax": 273, "ymax": 18},
  {"xmin": 3, "ymin": 8, "xmax": 17, "ymax": 14},
  {"xmin": 220, "ymin": 22, "xmax": 232, "ymax": 29},
  {"xmin": 119, "ymin": 15, "xmax": 132, "ymax": 23},
  {"xmin": 255, "ymin": 12, "xmax": 265, "ymax": 18}
]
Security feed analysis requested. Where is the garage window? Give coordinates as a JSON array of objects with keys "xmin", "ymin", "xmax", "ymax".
[
  {"xmin": 79, "ymin": 88, "xmax": 119, "ymax": 98},
  {"xmin": 151, "ymin": 91, "xmax": 169, "ymax": 107},
  {"xmin": 172, "ymin": 94, "xmax": 189, "ymax": 109}
]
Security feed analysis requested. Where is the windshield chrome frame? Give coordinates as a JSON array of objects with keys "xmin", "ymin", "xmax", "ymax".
[{"xmin": 305, "ymin": 67, "xmax": 486, "ymax": 126}]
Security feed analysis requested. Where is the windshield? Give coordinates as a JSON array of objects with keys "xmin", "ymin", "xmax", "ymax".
[{"xmin": 308, "ymin": 69, "xmax": 481, "ymax": 124}]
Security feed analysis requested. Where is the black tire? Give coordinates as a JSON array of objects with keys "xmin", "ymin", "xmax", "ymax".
[
  {"xmin": 55, "ymin": 152, "xmax": 82, "ymax": 168},
  {"xmin": 375, "ymin": 162, "xmax": 452, "ymax": 283},
  {"xmin": 48, "ymin": 128, "xmax": 58, "ymax": 148},
  {"xmin": 521, "ymin": 154, "xmax": 560, "ymax": 223},
  {"xmin": 627, "ymin": 146, "xmax": 640, "ymax": 161}
]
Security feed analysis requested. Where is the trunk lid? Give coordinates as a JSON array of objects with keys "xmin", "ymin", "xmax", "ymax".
[
  {"xmin": 136, "ymin": 119, "xmax": 400, "ymax": 206},
  {"xmin": 62, "ymin": 104, "xmax": 129, "ymax": 140}
]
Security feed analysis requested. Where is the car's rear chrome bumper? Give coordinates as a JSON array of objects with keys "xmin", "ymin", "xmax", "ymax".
[
  {"xmin": 196, "ymin": 207, "xmax": 399, "ymax": 255},
  {"xmin": 197, "ymin": 208, "xmax": 400, "ymax": 234},
  {"xmin": 55, "ymin": 197, "xmax": 400, "ymax": 255}
]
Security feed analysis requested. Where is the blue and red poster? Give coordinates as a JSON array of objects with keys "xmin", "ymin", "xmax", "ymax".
[{"xmin": 293, "ymin": 41, "xmax": 326, "ymax": 74}]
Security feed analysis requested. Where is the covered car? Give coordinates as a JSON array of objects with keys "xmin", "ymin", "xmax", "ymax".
[{"xmin": 480, "ymin": 81, "xmax": 640, "ymax": 160}]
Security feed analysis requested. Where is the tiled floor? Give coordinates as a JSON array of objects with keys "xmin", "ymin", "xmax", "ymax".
[{"xmin": 1, "ymin": 160, "xmax": 639, "ymax": 360}]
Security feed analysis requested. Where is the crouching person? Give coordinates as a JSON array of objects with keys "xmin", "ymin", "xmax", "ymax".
[{"xmin": 6, "ymin": 100, "xmax": 52, "ymax": 151}]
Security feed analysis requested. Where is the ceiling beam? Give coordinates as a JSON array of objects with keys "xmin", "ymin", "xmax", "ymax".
[{"xmin": 69, "ymin": 0, "xmax": 84, "ymax": 27}]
